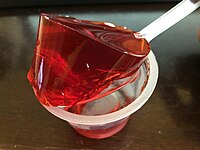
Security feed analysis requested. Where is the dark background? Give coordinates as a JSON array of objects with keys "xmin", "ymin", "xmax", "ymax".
[
  {"xmin": 0, "ymin": 0, "xmax": 180, "ymax": 8},
  {"xmin": 0, "ymin": 1, "xmax": 200, "ymax": 150}
]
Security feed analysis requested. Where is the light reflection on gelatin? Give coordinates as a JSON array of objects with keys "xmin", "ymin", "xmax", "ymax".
[{"xmin": 27, "ymin": 13, "xmax": 150, "ymax": 111}]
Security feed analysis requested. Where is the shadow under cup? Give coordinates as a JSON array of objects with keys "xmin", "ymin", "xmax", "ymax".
[{"xmin": 42, "ymin": 51, "xmax": 158, "ymax": 139}]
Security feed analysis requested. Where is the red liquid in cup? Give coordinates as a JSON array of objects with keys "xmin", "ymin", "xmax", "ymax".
[
  {"xmin": 71, "ymin": 117, "xmax": 130, "ymax": 139},
  {"xmin": 27, "ymin": 14, "xmax": 150, "ymax": 112}
]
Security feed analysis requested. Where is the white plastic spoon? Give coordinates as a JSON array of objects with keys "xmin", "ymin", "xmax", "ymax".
[
  {"xmin": 121, "ymin": 0, "xmax": 200, "ymax": 103},
  {"xmin": 140, "ymin": 0, "xmax": 200, "ymax": 42}
]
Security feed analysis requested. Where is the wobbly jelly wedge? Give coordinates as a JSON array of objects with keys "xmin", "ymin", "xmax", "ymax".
[{"xmin": 27, "ymin": 13, "xmax": 150, "ymax": 110}]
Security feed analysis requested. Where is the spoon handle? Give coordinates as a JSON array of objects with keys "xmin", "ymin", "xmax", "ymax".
[{"xmin": 140, "ymin": 0, "xmax": 200, "ymax": 42}]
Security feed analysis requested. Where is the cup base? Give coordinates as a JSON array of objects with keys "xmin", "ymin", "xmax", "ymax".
[{"xmin": 70, "ymin": 117, "xmax": 130, "ymax": 139}]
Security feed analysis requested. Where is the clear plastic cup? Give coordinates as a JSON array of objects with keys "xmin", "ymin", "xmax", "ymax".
[{"xmin": 42, "ymin": 51, "xmax": 158, "ymax": 139}]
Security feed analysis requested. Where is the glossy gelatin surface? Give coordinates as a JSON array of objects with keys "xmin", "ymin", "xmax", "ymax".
[{"xmin": 27, "ymin": 14, "xmax": 150, "ymax": 110}]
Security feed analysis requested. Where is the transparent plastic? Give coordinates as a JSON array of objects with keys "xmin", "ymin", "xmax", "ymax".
[
  {"xmin": 42, "ymin": 51, "xmax": 158, "ymax": 139},
  {"xmin": 27, "ymin": 14, "xmax": 156, "ymax": 139}
]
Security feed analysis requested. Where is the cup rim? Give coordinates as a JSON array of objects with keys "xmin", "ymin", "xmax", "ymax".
[{"xmin": 43, "ymin": 50, "xmax": 158, "ymax": 125}]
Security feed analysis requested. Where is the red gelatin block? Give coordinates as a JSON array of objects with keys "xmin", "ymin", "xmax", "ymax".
[{"xmin": 27, "ymin": 14, "xmax": 150, "ymax": 109}]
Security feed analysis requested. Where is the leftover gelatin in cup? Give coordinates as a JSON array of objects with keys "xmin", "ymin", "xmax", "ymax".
[
  {"xmin": 27, "ymin": 14, "xmax": 158, "ymax": 139},
  {"xmin": 42, "ymin": 51, "xmax": 158, "ymax": 139},
  {"xmin": 27, "ymin": 13, "xmax": 150, "ymax": 110}
]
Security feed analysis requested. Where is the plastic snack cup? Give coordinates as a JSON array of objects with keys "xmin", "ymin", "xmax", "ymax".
[{"xmin": 42, "ymin": 51, "xmax": 158, "ymax": 139}]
